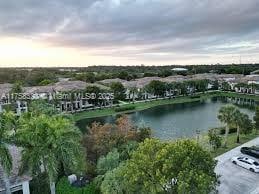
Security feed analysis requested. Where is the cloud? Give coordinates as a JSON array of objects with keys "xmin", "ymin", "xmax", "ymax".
[{"xmin": 0, "ymin": 0, "xmax": 259, "ymax": 64}]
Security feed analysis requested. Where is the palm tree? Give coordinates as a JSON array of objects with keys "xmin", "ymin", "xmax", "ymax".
[
  {"xmin": 16, "ymin": 114, "xmax": 84, "ymax": 194},
  {"xmin": 218, "ymin": 105, "xmax": 237, "ymax": 147},
  {"xmin": 232, "ymin": 109, "xmax": 242, "ymax": 143},
  {"xmin": 129, "ymin": 87, "xmax": 138, "ymax": 103},
  {"xmin": 0, "ymin": 112, "xmax": 16, "ymax": 194},
  {"xmin": 233, "ymin": 112, "xmax": 251, "ymax": 143}
]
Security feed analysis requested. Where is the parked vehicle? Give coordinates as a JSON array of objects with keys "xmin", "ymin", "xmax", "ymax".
[
  {"xmin": 241, "ymin": 146, "xmax": 259, "ymax": 159},
  {"xmin": 231, "ymin": 156, "xmax": 259, "ymax": 172}
]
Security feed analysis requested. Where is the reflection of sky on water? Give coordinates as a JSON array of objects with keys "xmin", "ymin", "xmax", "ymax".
[{"xmin": 77, "ymin": 97, "xmax": 255, "ymax": 140}]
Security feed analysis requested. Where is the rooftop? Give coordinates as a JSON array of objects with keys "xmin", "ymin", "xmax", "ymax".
[{"xmin": 0, "ymin": 146, "xmax": 31, "ymax": 192}]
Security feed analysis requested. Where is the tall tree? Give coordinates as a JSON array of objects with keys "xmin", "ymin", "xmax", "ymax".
[
  {"xmin": 218, "ymin": 105, "xmax": 237, "ymax": 147},
  {"xmin": 97, "ymin": 149, "xmax": 120, "ymax": 175},
  {"xmin": 110, "ymin": 82, "xmax": 126, "ymax": 101},
  {"xmin": 16, "ymin": 114, "xmax": 84, "ymax": 194},
  {"xmin": 85, "ymin": 85, "xmax": 102, "ymax": 107},
  {"xmin": 208, "ymin": 128, "xmax": 222, "ymax": 151},
  {"xmin": 221, "ymin": 82, "xmax": 231, "ymax": 91},
  {"xmin": 146, "ymin": 80, "xmax": 166, "ymax": 98},
  {"xmin": 11, "ymin": 81, "xmax": 23, "ymax": 93},
  {"xmin": 232, "ymin": 109, "xmax": 243, "ymax": 143},
  {"xmin": 128, "ymin": 87, "xmax": 138, "ymax": 103},
  {"xmin": 232, "ymin": 110, "xmax": 252, "ymax": 143},
  {"xmin": 195, "ymin": 79, "xmax": 209, "ymax": 93},
  {"xmin": 102, "ymin": 139, "xmax": 217, "ymax": 194},
  {"xmin": 0, "ymin": 112, "xmax": 15, "ymax": 194}
]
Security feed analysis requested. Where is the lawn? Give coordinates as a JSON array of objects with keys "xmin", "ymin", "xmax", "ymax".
[
  {"xmin": 216, "ymin": 91, "xmax": 259, "ymax": 100},
  {"xmin": 211, "ymin": 131, "xmax": 259, "ymax": 158}
]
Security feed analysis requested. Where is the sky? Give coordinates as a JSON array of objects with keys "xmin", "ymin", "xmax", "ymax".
[{"xmin": 0, "ymin": 0, "xmax": 259, "ymax": 67}]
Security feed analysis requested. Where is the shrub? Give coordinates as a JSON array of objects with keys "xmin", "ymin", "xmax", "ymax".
[
  {"xmin": 208, "ymin": 129, "xmax": 222, "ymax": 150},
  {"xmin": 56, "ymin": 177, "xmax": 99, "ymax": 194},
  {"xmin": 136, "ymin": 127, "xmax": 152, "ymax": 142},
  {"xmin": 114, "ymin": 105, "xmax": 136, "ymax": 112}
]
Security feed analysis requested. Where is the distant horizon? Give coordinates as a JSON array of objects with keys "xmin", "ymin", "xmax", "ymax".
[
  {"xmin": 1, "ymin": 1, "xmax": 259, "ymax": 66},
  {"xmin": 0, "ymin": 63, "xmax": 259, "ymax": 68}
]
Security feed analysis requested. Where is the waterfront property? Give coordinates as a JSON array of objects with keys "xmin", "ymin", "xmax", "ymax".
[
  {"xmin": 0, "ymin": 81, "xmax": 112, "ymax": 114},
  {"xmin": 1, "ymin": 73, "xmax": 259, "ymax": 115}
]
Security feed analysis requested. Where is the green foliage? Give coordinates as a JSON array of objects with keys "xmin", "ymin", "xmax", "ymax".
[
  {"xmin": 25, "ymin": 69, "xmax": 57, "ymax": 86},
  {"xmin": 30, "ymin": 172, "xmax": 49, "ymax": 194},
  {"xmin": 136, "ymin": 127, "xmax": 152, "ymax": 142},
  {"xmin": 211, "ymin": 80, "xmax": 219, "ymax": 90},
  {"xmin": 0, "ymin": 65, "xmax": 259, "ymax": 85},
  {"xmin": 218, "ymin": 105, "xmax": 237, "ymax": 146},
  {"xmin": 143, "ymin": 72, "xmax": 157, "ymax": 77},
  {"xmin": 219, "ymin": 127, "xmax": 237, "ymax": 135},
  {"xmin": 16, "ymin": 114, "xmax": 85, "ymax": 192},
  {"xmin": 221, "ymin": 82, "xmax": 231, "ymax": 91},
  {"xmin": 104, "ymin": 139, "xmax": 217, "ymax": 194},
  {"xmin": 235, "ymin": 112, "xmax": 253, "ymax": 134},
  {"xmin": 75, "ymin": 72, "xmax": 96, "ymax": 83},
  {"xmin": 254, "ymin": 106, "xmax": 259, "ymax": 130},
  {"xmin": 117, "ymin": 141, "xmax": 139, "ymax": 161},
  {"xmin": 56, "ymin": 177, "xmax": 99, "ymax": 194},
  {"xmin": 85, "ymin": 85, "xmax": 101, "ymax": 94},
  {"xmin": 0, "ymin": 112, "xmax": 16, "ymax": 174},
  {"xmin": 100, "ymin": 163, "xmax": 127, "ymax": 194},
  {"xmin": 145, "ymin": 80, "xmax": 166, "ymax": 97},
  {"xmin": 97, "ymin": 149, "xmax": 120, "ymax": 175},
  {"xmin": 114, "ymin": 105, "xmax": 135, "ymax": 112},
  {"xmin": 39, "ymin": 79, "xmax": 53, "ymax": 86},
  {"xmin": 110, "ymin": 82, "xmax": 126, "ymax": 101},
  {"xmin": 208, "ymin": 129, "xmax": 222, "ymax": 150},
  {"xmin": 194, "ymin": 79, "xmax": 209, "ymax": 93},
  {"xmin": 85, "ymin": 85, "xmax": 102, "ymax": 106},
  {"xmin": 218, "ymin": 105, "xmax": 253, "ymax": 144},
  {"xmin": 28, "ymin": 100, "xmax": 58, "ymax": 116},
  {"xmin": 218, "ymin": 105, "xmax": 237, "ymax": 126},
  {"xmin": 11, "ymin": 81, "xmax": 23, "ymax": 93},
  {"xmin": 117, "ymin": 71, "xmax": 130, "ymax": 80},
  {"xmin": 158, "ymin": 70, "xmax": 172, "ymax": 77}
]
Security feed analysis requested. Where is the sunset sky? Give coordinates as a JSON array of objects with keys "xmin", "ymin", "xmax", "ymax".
[{"xmin": 0, "ymin": 0, "xmax": 259, "ymax": 67}]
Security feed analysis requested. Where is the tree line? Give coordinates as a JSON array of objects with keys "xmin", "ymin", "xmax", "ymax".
[{"xmin": 1, "ymin": 63, "xmax": 259, "ymax": 85}]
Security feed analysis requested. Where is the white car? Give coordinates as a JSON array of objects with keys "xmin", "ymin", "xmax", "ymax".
[{"xmin": 231, "ymin": 156, "xmax": 259, "ymax": 173}]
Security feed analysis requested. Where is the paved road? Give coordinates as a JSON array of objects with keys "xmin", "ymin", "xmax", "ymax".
[{"xmin": 215, "ymin": 137, "xmax": 259, "ymax": 194}]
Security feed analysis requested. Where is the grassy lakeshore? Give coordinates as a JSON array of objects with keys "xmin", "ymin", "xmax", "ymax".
[
  {"xmin": 190, "ymin": 130, "xmax": 259, "ymax": 157},
  {"xmin": 211, "ymin": 131, "xmax": 259, "ymax": 157},
  {"xmin": 73, "ymin": 91, "xmax": 259, "ymax": 121},
  {"xmin": 216, "ymin": 91, "xmax": 259, "ymax": 100},
  {"xmin": 73, "ymin": 92, "xmax": 218, "ymax": 121}
]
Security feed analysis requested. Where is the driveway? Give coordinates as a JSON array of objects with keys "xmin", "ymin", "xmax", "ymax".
[{"xmin": 215, "ymin": 137, "xmax": 259, "ymax": 194}]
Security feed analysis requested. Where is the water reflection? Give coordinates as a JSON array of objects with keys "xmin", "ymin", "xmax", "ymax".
[{"xmin": 76, "ymin": 97, "xmax": 256, "ymax": 140}]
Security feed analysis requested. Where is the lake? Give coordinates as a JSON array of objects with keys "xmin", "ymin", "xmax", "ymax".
[{"xmin": 76, "ymin": 97, "xmax": 257, "ymax": 140}]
